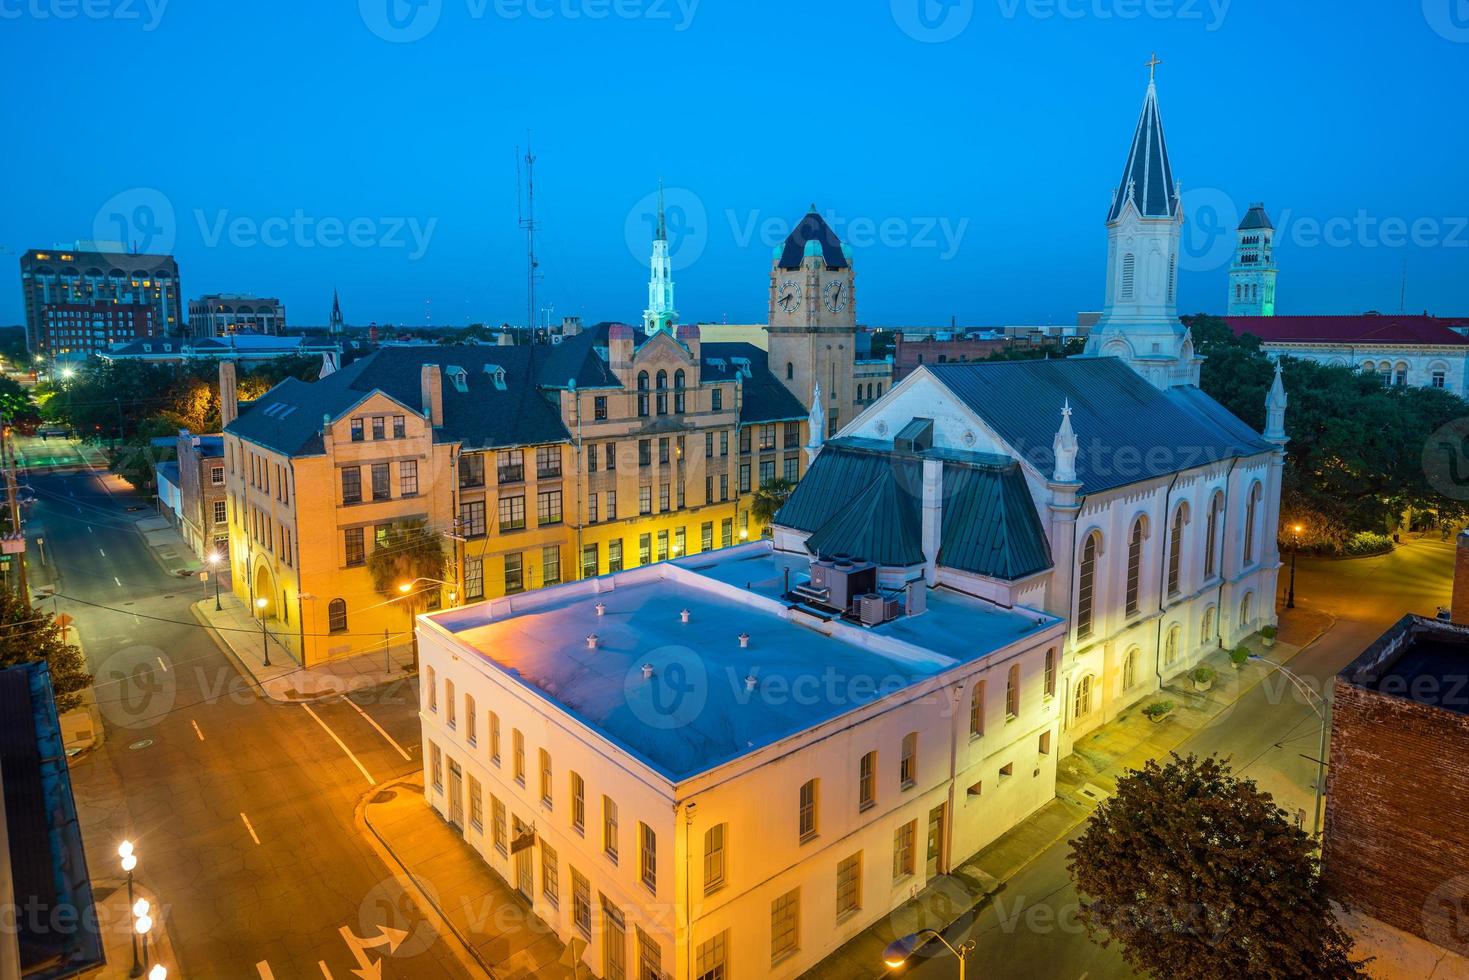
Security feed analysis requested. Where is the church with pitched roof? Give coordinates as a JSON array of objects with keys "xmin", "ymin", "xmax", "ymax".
[{"xmin": 774, "ymin": 65, "xmax": 1288, "ymax": 756}]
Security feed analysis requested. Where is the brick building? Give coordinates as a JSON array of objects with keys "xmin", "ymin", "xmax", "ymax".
[
  {"xmin": 1322, "ymin": 613, "xmax": 1469, "ymax": 957},
  {"xmin": 175, "ymin": 431, "xmax": 228, "ymax": 561}
]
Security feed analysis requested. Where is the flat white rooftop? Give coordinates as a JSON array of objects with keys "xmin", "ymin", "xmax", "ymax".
[{"xmin": 425, "ymin": 543, "xmax": 1059, "ymax": 782}]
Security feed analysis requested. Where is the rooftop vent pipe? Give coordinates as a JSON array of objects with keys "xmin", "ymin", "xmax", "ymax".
[
  {"xmin": 586, "ymin": 634, "xmax": 599, "ymax": 649},
  {"xmin": 642, "ymin": 663, "xmax": 655, "ymax": 680},
  {"xmin": 738, "ymin": 632, "xmax": 750, "ymax": 648}
]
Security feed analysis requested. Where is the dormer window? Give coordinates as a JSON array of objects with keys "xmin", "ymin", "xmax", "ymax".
[
  {"xmin": 483, "ymin": 364, "xmax": 507, "ymax": 390},
  {"xmin": 446, "ymin": 366, "xmax": 469, "ymax": 393}
]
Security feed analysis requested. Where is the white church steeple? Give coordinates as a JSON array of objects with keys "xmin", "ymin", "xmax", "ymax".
[
  {"xmin": 1082, "ymin": 55, "xmax": 1202, "ymax": 390},
  {"xmin": 643, "ymin": 180, "xmax": 678, "ymax": 335}
]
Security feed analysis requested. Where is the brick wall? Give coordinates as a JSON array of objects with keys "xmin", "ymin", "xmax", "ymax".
[
  {"xmin": 1322, "ymin": 677, "xmax": 1469, "ymax": 955},
  {"xmin": 1452, "ymin": 530, "xmax": 1469, "ymax": 623}
]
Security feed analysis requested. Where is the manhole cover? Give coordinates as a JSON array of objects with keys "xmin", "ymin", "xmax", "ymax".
[
  {"xmin": 1077, "ymin": 783, "xmax": 1111, "ymax": 803},
  {"xmin": 163, "ymin": 595, "xmax": 174, "ymax": 599},
  {"xmin": 128, "ymin": 739, "xmax": 153, "ymax": 750}
]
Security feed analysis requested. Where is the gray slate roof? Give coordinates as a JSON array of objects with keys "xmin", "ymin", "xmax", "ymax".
[
  {"xmin": 1107, "ymin": 81, "xmax": 1178, "ymax": 222},
  {"xmin": 1238, "ymin": 203, "xmax": 1274, "ymax": 231},
  {"xmin": 926, "ymin": 358, "xmax": 1274, "ymax": 494},
  {"xmin": 777, "ymin": 210, "xmax": 849, "ymax": 270}
]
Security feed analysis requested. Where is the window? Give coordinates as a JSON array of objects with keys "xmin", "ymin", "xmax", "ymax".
[
  {"xmin": 1006, "ymin": 663, "xmax": 1020, "ymax": 718},
  {"xmin": 1165, "ymin": 623, "xmax": 1181, "ymax": 666},
  {"xmin": 489, "ymin": 712, "xmax": 501, "ymax": 764},
  {"xmin": 581, "ymin": 544, "xmax": 598, "ymax": 579},
  {"xmin": 1120, "ymin": 252, "xmax": 1136, "ymax": 300},
  {"xmin": 603, "ymin": 796, "xmax": 619, "ymax": 862},
  {"xmin": 656, "ymin": 530, "xmax": 668, "ymax": 561},
  {"xmin": 587, "ymin": 443, "xmax": 598, "ymax": 473},
  {"xmin": 1202, "ymin": 606, "xmax": 1216, "ymax": 645},
  {"xmin": 784, "ymin": 421, "xmax": 800, "ymax": 448},
  {"xmin": 712, "ymin": 388, "xmax": 723, "ymax": 411},
  {"xmin": 459, "ymin": 453, "xmax": 484, "ymax": 488},
  {"xmin": 969, "ymin": 681, "xmax": 985, "ymax": 737},
  {"xmin": 445, "ymin": 679, "xmax": 456, "ymax": 729},
  {"xmin": 656, "ymin": 370, "xmax": 668, "ymax": 415},
  {"xmin": 512, "ymin": 729, "xmax": 525, "ymax": 784},
  {"xmin": 701, "ymin": 522, "xmax": 713, "ymax": 552},
  {"xmin": 1433, "ymin": 369, "xmax": 1447, "ymax": 388},
  {"xmin": 704, "ymin": 824, "xmax": 726, "ymax": 893},
  {"xmin": 465, "ymin": 558, "xmax": 484, "ymax": 600},
  {"xmin": 541, "ymin": 840, "xmax": 559, "ymax": 908},
  {"xmin": 504, "ymin": 553, "xmax": 524, "ymax": 594},
  {"xmin": 1126, "ymin": 517, "xmax": 1146, "ymax": 616},
  {"xmin": 539, "ymin": 748, "xmax": 553, "ymax": 806},
  {"xmin": 491, "ymin": 796, "xmax": 507, "ymax": 854},
  {"xmin": 1077, "ymin": 532, "xmax": 1099, "ymax": 638},
  {"xmin": 460, "ymin": 500, "xmax": 487, "ymax": 537},
  {"xmin": 637, "ymin": 371, "xmax": 650, "ymax": 417},
  {"xmin": 536, "ymin": 489, "xmax": 563, "ymax": 526},
  {"xmin": 900, "ymin": 732, "xmax": 917, "ymax": 788},
  {"xmin": 892, "ymin": 821, "xmax": 916, "ymax": 880},
  {"xmin": 639, "ymin": 534, "xmax": 651, "ymax": 565},
  {"xmin": 608, "ymin": 539, "xmax": 624, "ymax": 573},
  {"xmin": 721, "ymin": 518, "xmax": 732, "ymax": 547},
  {"xmin": 393, "ymin": 415, "xmax": 406, "ymax": 438},
  {"xmin": 720, "ymin": 431, "xmax": 728, "ymax": 456},
  {"xmin": 759, "ymin": 459, "xmax": 775, "ymax": 485},
  {"xmin": 1244, "ymin": 483, "xmax": 1263, "ymax": 565},
  {"xmin": 836, "ymin": 852, "xmax": 862, "ymax": 919},
  {"xmin": 859, "ymin": 751, "xmax": 877, "ymax": 810},
  {"xmin": 399, "ymin": 459, "xmax": 418, "ymax": 497},
  {"xmin": 212, "ymin": 500, "xmax": 227, "ymax": 525},
  {"xmin": 1168, "ymin": 503, "xmax": 1186, "ymax": 596},
  {"xmin": 1039, "ymin": 730, "xmax": 1052, "ymax": 754},
  {"xmin": 430, "ymin": 742, "xmax": 442, "ymax": 789},
  {"xmin": 542, "ymin": 545, "xmax": 561, "ymax": 585},
  {"xmin": 594, "ymin": 395, "xmax": 608, "ymax": 420},
  {"xmin": 1073, "ymin": 673, "xmax": 1094, "ymax": 720},
  {"xmin": 674, "ymin": 369, "xmax": 686, "ymax": 413},
  {"xmin": 1204, "ymin": 492, "xmax": 1221, "ymax": 578},
  {"xmin": 497, "ymin": 449, "xmax": 524, "ymax": 483},
  {"xmin": 637, "ymin": 928, "xmax": 661, "ymax": 980},
  {"xmin": 639, "ymin": 822, "xmax": 656, "ymax": 891},
  {"xmin": 739, "ymin": 463, "xmax": 751, "ymax": 493},
  {"xmin": 770, "ymin": 888, "xmax": 800, "ymax": 965},
  {"xmin": 1044, "ymin": 648, "xmax": 1056, "ymax": 698},
  {"xmin": 759, "ymin": 424, "xmax": 775, "ymax": 451},
  {"xmin": 658, "ymin": 437, "xmax": 670, "ymax": 465},
  {"xmin": 341, "ymin": 466, "xmax": 361, "ymax": 504},
  {"xmin": 572, "ymin": 868, "xmax": 591, "ymax": 937},
  {"xmin": 696, "ymin": 932, "xmax": 727, "ymax": 980},
  {"xmin": 659, "ymin": 484, "xmax": 670, "ymax": 512},
  {"xmin": 328, "ymin": 598, "xmax": 347, "ymax": 633},
  {"xmin": 639, "ymin": 485, "xmax": 652, "ymax": 516},
  {"xmin": 371, "ymin": 463, "xmax": 390, "ymax": 500},
  {"xmin": 210, "ymin": 465, "xmax": 224, "ymax": 486},
  {"xmin": 465, "ymin": 694, "xmax": 477, "ymax": 746},
  {"xmin": 371, "ymin": 416, "xmax": 385, "ymax": 440},
  {"xmin": 1239, "ymin": 591, "xmax": 1254, "ymax": 629},
  {"xmin": 1123, "ymin": 647, "xmax": 1139, "ymax": 689},
  {"xmin": 798, "ymin": 779, "xmax": 819, "ymax": 843},
  {"xmin": 350, "ymin": 418, "xmax": 364, "ymax": 441},
  {"xmin": 344, "ymin": 527, "xmax": 365, "ymax": 567},
  {"xmin": 606, "ymin": 490, "xmax": 617, "ymax": 519},
  {"xmin": 570, "ymin": 772, "xmax": 586, "ymax": 833},
  {"xmin": 601, "ymin": 899, "xmax": 626, "ymax": 980},
  {"xmin": 469, "ymin": 776, "xmax": 483, "ymax": 831},
  {"xmin": 496, "ymin": 495, "xmax": 524, "ymax": 532},
  {"xmin": 536, "ymin": 445, "xmax": 561, "ymax": 479},
  {"xmin": 1000, "ymin": 762, "xmax": 1014, "ymax": 779},
  {"xmin": 784, "ymin": 456, "xmax": 798, "ymax": 482}
]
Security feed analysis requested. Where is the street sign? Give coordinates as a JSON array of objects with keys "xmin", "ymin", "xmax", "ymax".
[{"xmin": 510, "ymin": 827, "xmax": 537, "ymax": 854}]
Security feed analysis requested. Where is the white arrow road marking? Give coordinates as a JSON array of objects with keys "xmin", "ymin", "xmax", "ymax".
[
  {"xmin": 114, "ymin": 576, "xmax": 122, "ymax": 587},
  {"xmin": 303, "ymin": 704, "xmax": 376, "ymax": 785},
  {"xmin": 98, "ymin": 548, "xmax": 105, "ymax": 558},
  {"xmin": 345, "ymin": 697, "xmax": 411, "ymax": 761},
  {"xmin": 191, "ymin": 719, "xmax": 204, "ymax": 741},
  {"xmin": 318, "ymin": 962, "xmax": 335, "ymax": 979},
  {"xmin": 157, "ymin": 656, "xmax": 168, "ymax": 672},
  {"xmin": 339, "ymin": 924, "xmax": 407, "ymax": 980},
  {"xmin": 240, "ymin": 812, "xmax": 261, "ymax": 845}
]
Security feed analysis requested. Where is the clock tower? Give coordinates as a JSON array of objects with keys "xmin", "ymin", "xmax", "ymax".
[{"xmin": 767, "ymin": 207, "xmax": 858, "ymax": 437}]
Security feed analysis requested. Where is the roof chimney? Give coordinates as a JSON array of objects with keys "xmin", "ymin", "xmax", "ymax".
[
  {"xmin": 219, "ymin": 361, "xmax": 239, "ymax": 428},
  {"xmin": 420, "ymin": 363, "xmax": 443, "ymax": 428},
  {"xmin": 921, "ymin": 457, "xmax": 942, "ymax": 587}
]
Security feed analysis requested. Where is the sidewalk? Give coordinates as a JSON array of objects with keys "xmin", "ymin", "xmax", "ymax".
[
  {"xmin": 134, "ymin": 513, "xmax": 204, "ymax": 578},
  {"xmin": 804, "ymin": 609, "xmax": 1335, "ymax": 979},
  {"xmin": 89, "ymin": 876, "xmax": 178, "ymax": 979},
  {"xmin": 360, "ymin": 779, "xmax": 574, "ymax": 980},
  {"xmin": 194, "ymin": 593, "xmax": 416, "ymax": 702}
]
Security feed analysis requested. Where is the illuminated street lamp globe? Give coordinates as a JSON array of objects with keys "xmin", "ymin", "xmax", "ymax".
[
  {"xmin": 121, "ymin": 853, "xmax": 137, "ymax": 873},
  {"xmin": 149, "ymin": 966, "xmax": 167, "ymax": 980}
]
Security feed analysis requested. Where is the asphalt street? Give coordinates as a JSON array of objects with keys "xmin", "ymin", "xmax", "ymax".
[{"xmin": 22, "ymin": 444, "xmax": 472, "ymax": 980}]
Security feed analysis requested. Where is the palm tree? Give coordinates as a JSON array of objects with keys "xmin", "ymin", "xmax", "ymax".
[{"xmin": 751, "ymin": 477, "xmax": 796, "ymax": 531}]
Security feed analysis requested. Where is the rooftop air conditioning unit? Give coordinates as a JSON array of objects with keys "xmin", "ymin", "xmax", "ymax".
[{"xmin": 859, "ymin": 594, "xmax": 897, "ymax": 626}]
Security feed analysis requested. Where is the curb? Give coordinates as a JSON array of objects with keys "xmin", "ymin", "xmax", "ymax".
[
  {"xmin": 356, "ymin": 778, "xmax": 496, "ymax": 980},
  {"xmin": 189, "ymin": 601, "xmax": 281, "ymax": 704}
]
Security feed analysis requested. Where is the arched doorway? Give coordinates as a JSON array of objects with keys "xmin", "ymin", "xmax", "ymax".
[{"xmin": 253, "ymin": 562, "xmax": 277, "ymax": 619}]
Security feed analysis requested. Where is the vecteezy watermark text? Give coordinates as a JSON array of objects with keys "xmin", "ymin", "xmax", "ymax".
[
  {"xmin": 727, "ymin": 208, "xmax": 970, "ymax": 261},
  {"xmin": 360, "ymin": 0, "xmax": 698, "ymax": 42},
  {"xmin": 0, "ymin": 0, "xmax": 168, "ymax": 30},
  {"xmin": 194, "ymin": 209, "xmax": 438, "ymax": 259}
]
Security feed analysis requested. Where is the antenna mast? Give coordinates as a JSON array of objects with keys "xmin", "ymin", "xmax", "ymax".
[{"xmin": 517, "ymin": 140, "xmax": 541, "ymax": 335}]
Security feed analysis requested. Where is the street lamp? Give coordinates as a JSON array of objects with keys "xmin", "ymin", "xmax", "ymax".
[
  {"xmin": 134, "ymin": 902, "xmax": 153, "ymax": 974},
  {"xmin": 397, "ymin": 578, "xmax": 456, "ymax": 672},
  {"xmin": 119, "ymin": 842, "xmax": 142, "ymax": 977},
  {"xmin": 255, "ymin": 597, "xmax": 271, "ymax": 667},
  {"xmin": 1286, "ymin": 523, "xmax": 1303, "ymax": 609},
  {"xmin": 883, "ymin": 930, "xmax": 976, "ymax": 979},
  {"xmin": 1251, "ymin": 655, "xmax": 1328, "ymax": 840},
  {"xmin": 207, "ymin": 551, "xmax": 223, "ymax": 611},
  {"xmin": 149, "ymin": 966, "xmax": 167, "ymax": 980}
]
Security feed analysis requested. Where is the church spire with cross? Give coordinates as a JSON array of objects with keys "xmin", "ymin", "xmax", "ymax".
[
  {"xmin": 643, "ymin": 179, "xmax": 678, "ymax": 335},
  {"xmin": 1081, "ymin": 56, "xmax": 1200, "ymax": 390}
]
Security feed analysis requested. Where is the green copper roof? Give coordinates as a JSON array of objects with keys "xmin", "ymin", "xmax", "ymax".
[{"xmin": 804, "ymin": 471, "xmax": 925, "ymax": 567}]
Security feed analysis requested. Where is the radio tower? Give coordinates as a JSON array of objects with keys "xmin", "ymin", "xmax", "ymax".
[{"xmin": 517, "ymin": 140, "xmax": 542, "ymax": 335}]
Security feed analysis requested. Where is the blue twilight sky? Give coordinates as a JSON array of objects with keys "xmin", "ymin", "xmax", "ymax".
[{"xmin": 2, "ymin": 0, "xmax": 1467, "ymax": 329}]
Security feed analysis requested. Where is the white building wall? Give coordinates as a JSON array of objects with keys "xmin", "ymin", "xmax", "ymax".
[
  {"xmin": 418, "ymin": 600, "xmax": 1066, "ymax": 980},
  {"xmin": 1262, "ymin": 343, "xmax": 1469, "ymax": 397}
]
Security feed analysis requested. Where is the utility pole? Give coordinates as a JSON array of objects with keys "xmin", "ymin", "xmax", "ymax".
[{"xmin": 2, "ymin": 415, "xmax": 28, "ymax": 599}]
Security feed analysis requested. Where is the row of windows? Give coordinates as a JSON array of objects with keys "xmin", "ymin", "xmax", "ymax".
[
  {"xmin": 341, "ymin": 460, "xmax": 419, "ymax": 504},
  {"xmin": 349, "ymin": 414, "xmax": 407, "ymax": 442},
  {"xmin": 459, "ymin": 448, "xmax": 562, "ymax": 488}
]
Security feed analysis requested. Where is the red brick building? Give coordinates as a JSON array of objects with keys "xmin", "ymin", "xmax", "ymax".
[
  {"xmin": 890, "ymin": 334, "xmax": 1066, "ymax": 381},
  {"xmin": 1322, "ymin": 613, "xmax": 1469, "ymax": 956}
]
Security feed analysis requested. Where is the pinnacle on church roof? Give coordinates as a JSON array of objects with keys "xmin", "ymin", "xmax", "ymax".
[
  {"xmin": 1107, "ymin": 61, "xmax": 1179, "ymax": 223},
  {"xmin": 656, "ymin": 178, "xmax": 667, "ymax": 242},
  {"xmin": 1052, "ymin": 398, "xmax": 1079, "ymax": 484},
  {"xmin": 1267, "ymin": 360, "xmax": 1287, "ymax": 409}
]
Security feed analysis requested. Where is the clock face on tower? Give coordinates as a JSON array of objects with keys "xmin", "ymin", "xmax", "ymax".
[
  {"xmin": 776, "ymin": 279, "xmax": 801, "ymax": 314},
  {"xmin": 824, "ymin": 279, "xmax": 848, "ymax": 314}
]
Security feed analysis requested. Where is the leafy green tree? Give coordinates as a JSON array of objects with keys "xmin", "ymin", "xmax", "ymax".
[
  {"xmin": 751, "ymin": 477, "xmax": 796, "ymax": 529},
  {"xmin": 367, "ymin": 518, "xmax": 449, "ymax": 604},
  {"xmin": 0, "ymin": 590, "xmax": 93, "ymax": 713},
  {"xmin": 0, "ymin": 375, "xmax": 39, "ymax": 426},
  {"xmin": 1069, "ymin": 754, "xmax": 1369, "ymax": 980}
]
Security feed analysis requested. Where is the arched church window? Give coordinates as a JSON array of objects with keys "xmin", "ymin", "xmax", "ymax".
[
  {"xmin": 637, "ymin": 371, "xmax": 649, "ymax": 391},
  {"xmin": 1122, "ymin": 648, "xmax": 1139, "ymax": 690},
  {"xmin": 1125, "ymin": 517, "xmax": 1147, "ymax": 617},
  {"xmin": 1394, "ymin": 362, "xmax": 1408, "ymax": 386},
  {"xmin": 1120, "ymin": 253, "xmax": 1136, "ymax": 301},
  {"xmin": 1239, "ymin": 592, "xmax": 1254, "ymax": 629},
  {"xmin": 328, "ymin": 598, "xmax": 347, "ymax": 633},
  {"xmin": 1243, "ymin": 483, "xmax": 1262, "ymax": 565},
  {"xmin": 1073, "ymin": 673, "xmax": 1094, "ymax": 720},
  {"xmin": 1201, "ymin": 606, "xmax": 1216, "ymax": 645},
  {"xmin": 1077, "ymin": 531, "xmax": 1100, "ymax": 640},
  {"xmin": 637, "ymin": 371, "xmax": 650, "ymax": 417},
  {"xmin": 673, "ymin": 370, "xmax": 686, "ymax": 413},
  {"xmin": 655, "ymin": 370, "xmax": 668, "ymax": 415},
  {"xmin": 786, "ymin": 362, "xmax": 794, "ymax": 380},
  {"xmin": 1204, "ymin": 491, "xmax": 1222, "ymax": 579},
  {"xmin": 1167, "ymin": 503, "xmax": 1187, "ymax": 597},
  {"xmin": 1164, "ymin": 623, "xmax": 1181, "ymax": 666}
]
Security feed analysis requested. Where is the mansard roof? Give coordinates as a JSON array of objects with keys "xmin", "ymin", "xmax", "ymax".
[
  {"xmin": 1107, "ymin": 80, "xmax": 1179, "ymax": 223},
  {"xmin": 776, "ymin": 208, "xmax": 849, "ymax": 270},
  {"xmin": 926, "ymin": 358, "xmax": 1274, "ymax": 494}
]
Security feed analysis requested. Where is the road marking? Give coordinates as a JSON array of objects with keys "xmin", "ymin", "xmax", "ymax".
[
  {"xmin": 256, "ymin": 962, "xmax": 275, "ymax": 979},
  {"xmin": 98, "ymin": 548, "xmax": 106, "ymax": 558},
  {"xmin": 302, "ymin": 704, "xmax": 376, "ymax": 786},
  {"xmin": 344, "ymin": 697, "xmax": 412, "ymax": 761},
  {"xmin": 157, "ymin": 656, "xmax": 168, "ymax": 672},
  {"xmin": 240, "ymin": 811, "xmax": 261, "ymax": 844},
  {"xmin": 318, "ymin": 961, "xmax": 334, "ymax": 978},
  {"xmin": 113, "ymin": 576, "xmax": 122, "ymax": 587},
  {"xmin": 191, "ymin": 719, "xmax": 204, "ymax": 741}
]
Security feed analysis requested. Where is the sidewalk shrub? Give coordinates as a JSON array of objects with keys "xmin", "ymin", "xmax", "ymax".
[
  {"xmin": 1229, "ymin": 646, "xmax": 1251, "ymax": 669},
  {"xmin": 1260, "ymin": 624, "xmax": 1277, "ymax": 640},
  {"xmin": 1069, "ymin": 753, "xmax": 1371, "ymax": 980},
  {"xmin": 1141, "ymin": 700, "xmax": 1175, "ymax": 721}
]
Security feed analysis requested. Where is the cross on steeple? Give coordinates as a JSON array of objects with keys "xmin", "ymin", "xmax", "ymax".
[{"xmin": 1145, "ymin": 52, "xmax": 1162, "ymax": 82}]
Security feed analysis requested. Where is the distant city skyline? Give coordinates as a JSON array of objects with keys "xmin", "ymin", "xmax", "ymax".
[{"xmin": 4, "ymin": 2, "xmax": 1467, "ymax": 328}]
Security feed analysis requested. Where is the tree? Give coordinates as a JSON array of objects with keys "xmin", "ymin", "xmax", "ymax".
[
  {"xmin": 0, "ymin": 590, "xmax": 92, "ymax": 713},
  {"xmin": 366, "ymin": 518, "xmax": 448, "ymax": 605},
  {"xmin": 1069, "ymin": 753, "xmax": 1369, "ymax": 980},
  {"xmin": 751, "ymin": 477, "xmax": 796, "ymax": 527}
]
